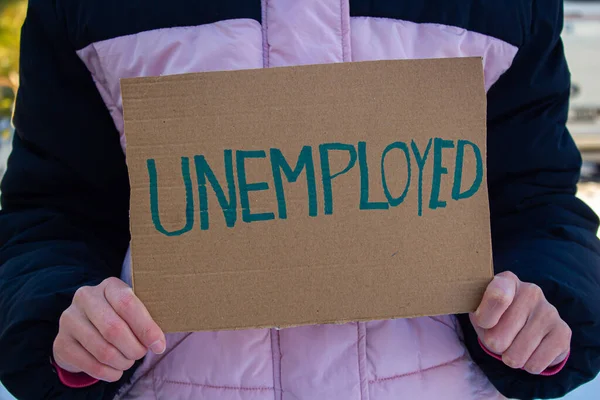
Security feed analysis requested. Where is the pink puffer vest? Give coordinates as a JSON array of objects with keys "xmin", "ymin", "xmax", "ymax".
[{"xmin": 75, "ymin": 0, "xmax": 518, "ymax": 398}]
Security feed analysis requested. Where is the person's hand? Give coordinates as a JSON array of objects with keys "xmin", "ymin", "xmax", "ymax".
[
  {"xmin": 470, "ymin": 271, "xmax": 571, "ymax": 375},
  {"xmin": 53, "ymin": 277, "xmax": 166, "ymax": 382}
]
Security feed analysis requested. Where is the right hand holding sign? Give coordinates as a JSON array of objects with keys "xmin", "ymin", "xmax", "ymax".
[
  {"xmin": 470, "ymin": 271, "xmax": 571, "ymax": 375},
  {"xmin": 53, "ymin": 277, "xmax": 166, "ymax": 382}
]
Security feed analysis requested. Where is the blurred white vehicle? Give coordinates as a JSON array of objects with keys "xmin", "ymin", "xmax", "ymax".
[{"xmin": 563, "ymin": 0, "xmax": 600, "ymax": 161}]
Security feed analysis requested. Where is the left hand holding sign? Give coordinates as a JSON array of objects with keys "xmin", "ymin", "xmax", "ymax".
[{"xmin": 470, "ymin": 271, "xmax": 571, "ymax": 375}]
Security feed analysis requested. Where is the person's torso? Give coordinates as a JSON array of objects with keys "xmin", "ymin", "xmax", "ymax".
[{"xmin": 60, "ymin": 1, "xmax": 529, "ymax": 398}]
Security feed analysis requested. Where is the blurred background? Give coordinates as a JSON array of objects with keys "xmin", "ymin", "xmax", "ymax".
[
  {"xmin": 0, "ymin": 0, "xmax": 20, "ymax": 183},
  {"xmin": 0, "ymin": 0, "xmax": 598, "ymax": 399}
]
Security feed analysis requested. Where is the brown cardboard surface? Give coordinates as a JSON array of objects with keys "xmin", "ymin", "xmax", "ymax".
[{"xmin": 121, "ymin": 58, "xmax": 493, "ymax": 333}]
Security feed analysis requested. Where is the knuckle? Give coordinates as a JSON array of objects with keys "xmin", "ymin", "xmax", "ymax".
[
  {"xmin": 489, "ymin": 289, "xmax": 511, "ymax": 308},
  {"xmin": 101, "ymin": 318, "xmax": 126, "ymax": 343},
  {"xmin": 96, "ymin": 343, "xmax": 118, "ymax": 365},
  {"xmin": 524, "ymin": 361, "xmax": 543, "ymax": 375},
  {"xmin": 131, "ymin": 345, "xmax": 149, "ymax": 360},
  {"xmin": 523, "ymin": 283, "xmax": 543, "ymax": 302},
  {"xmin": 54, "ymin": 334, "xmax": 75, "ymax": 355},
  {"xmin": 88, "ymin": 363, "xmax": 122, "ymax": 382},
  {"xmin": 558, "ymin": 322, "xmax": 572, "ymax": 343},
  {"xmin": 109, "ymin": 370, "xmax": 124, "ymax": 382},
  {"xmin": 53, "ymin": 334, "xmax": 67, "ymax": 358},
  {"xmin": 139, "ymin": 324, "xmax": 159, "ymax": 344},
  {"xmin": 543, "ymin": 304, "xmax": 560, "ymax": 320},
  {"xmin": 88, "ymin": 363, "xmax": 107, "ymax": 379},
  {"xmin": 535, "ymin": 304, "xmax": 558, "ymax": 329},
  {"xmin": 103, "ymin": 277, "xmax": 123, "ymax": 288},
  {"xmin": 123, "ymin": 358, "xmax": 136, "ymax": 370},
  {"xmin": 58, "ymin": 308, "xmax": 74, "ymax": 330},
  {"xmin": 504, "ymin": 354, "xmax": 526, "ymax": 369},
  {"xmin": 73, "ymin": 286, "xmax": 93, "ymax": 304},
  {"xmin": 63, "ymin": 336, "xmax": 77, "ymax": 352},
  {"xmin": 114, "ymin": 290, "xmax": 136, "ymax": 313},
  {"xmin": 482, "ymin": 332, "xmax": 509, "ymax": 354},
  {"xmin": 498, "ymin": 271, "xmax": 518, "ymax": 281}
]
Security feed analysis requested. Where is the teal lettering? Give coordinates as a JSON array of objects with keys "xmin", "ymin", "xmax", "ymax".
[
  {"xmin": 358, "ymin": 141, "xmax": 389, "ymax": 210},
  {"xmin": 452, "ymin": 140, "xmax": 483, "ymax": 200},
  {"xmin": 380, "ymin": 142, "xmax": 411, "ymax": 207},
  {"xmin": 147, "ymin": 157, "xmax": 194, "ymax": 236},
  {"xmin": 319, "ymin": 143, "xmax": 357, "ymax": 215},
  {"xmin": 411, "ymin": 139, "xmax": 433, "ymax": 216},
  {"xmin": 429, "ymin": 138, "xmax": 455, "ymax": 210},
  {"xmin": 194, "ymin": 151, "xmax": 237, "ymax": 230},
  {"xmin": 236, "ymin": 150, "xmax": 275, "ymax": 223},
  {"xmin": 270, "ymin": 146, "xmax": 318, "ymax": 219}
]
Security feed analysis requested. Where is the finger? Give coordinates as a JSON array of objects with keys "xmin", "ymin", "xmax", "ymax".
[
  {"xmin": 550, "ymin": 349, "xmax": 570, "ymax": 367},
  {"xmin": 53, "ymin": 334, "xmax": 123, "ymax": 382},
  {"xmin": 481, "ymin": 282, "xmax": 541, "ymax": 354},
  {"xmin": 74, "ymin": 285, "xmax": 148, "ymax": 360},
  {"xmin": 472, "ymin": 272, "xmax": 518, "ymax": 330},
  {"xmin": 524, "ymin": 322, "xmax": 571, "ymax": 375},
  {"xmin": 103, "ymin": 278, "xmax": 166, "ymax": 354},
  {"xmin": 69, "ymin": 309, "xmax": 135, "ymax": 371},
  {"xmin": 469, "ymin": 313, "xmax": 486, "ymax": 341},
  {"xmin": 501, "ymin": 303, "xmax": 555, "ymax": 369}
]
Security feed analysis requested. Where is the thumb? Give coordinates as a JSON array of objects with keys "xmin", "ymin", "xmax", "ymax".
[{"xmin": 471, "ymin": 273, "xmax": 518, "ymax": 330}]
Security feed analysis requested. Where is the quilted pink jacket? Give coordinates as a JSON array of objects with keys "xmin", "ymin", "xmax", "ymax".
[{"xmin": 73, "ymin": 0, "xmax": 522, "ymax": 398}]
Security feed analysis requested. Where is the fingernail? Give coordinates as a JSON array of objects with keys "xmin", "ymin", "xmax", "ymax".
[
  {"xmin": 150, "ymin": 340, "xmax": 166, "ymax": 355},
  {"xmin": 529, "ymin": 369, "xmax": 542, "ymax": 375}
]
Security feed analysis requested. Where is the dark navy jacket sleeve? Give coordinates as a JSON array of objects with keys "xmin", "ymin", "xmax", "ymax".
[
  {"xmin": 0, "ymin": 2, "xmax": 135, "ymax": 399},
  {"xmin": 457, "ymin": 1, "xmax": 600, "ymax": 399}
]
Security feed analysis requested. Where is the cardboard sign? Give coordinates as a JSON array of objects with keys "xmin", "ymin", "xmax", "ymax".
[{"xmin": 122, "ymin": 58, "xmax": 493, "ymax": 333}]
